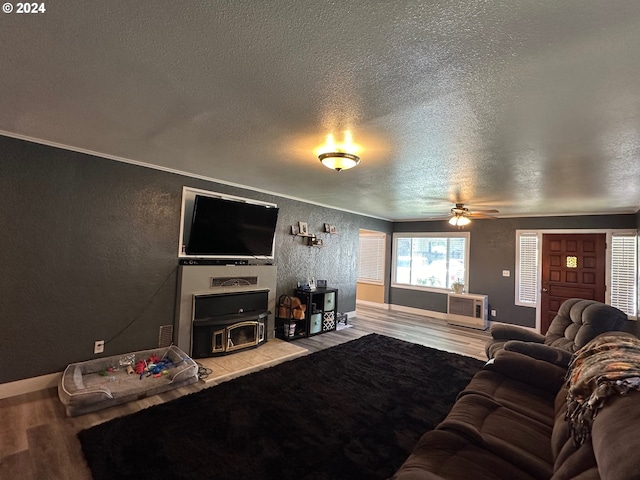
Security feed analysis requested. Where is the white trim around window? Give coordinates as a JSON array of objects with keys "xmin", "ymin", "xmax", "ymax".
[{"xmin": 391, "ymin": 231, "xmax": 470, "ymax": 293}]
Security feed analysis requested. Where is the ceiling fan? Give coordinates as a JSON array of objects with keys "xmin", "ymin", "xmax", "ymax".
[{"xmin": 448, "ymin": 203, "xmax": 499, "ymax": 226}]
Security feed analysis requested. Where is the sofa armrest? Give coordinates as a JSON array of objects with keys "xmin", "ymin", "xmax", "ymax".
[
  {"xmin": 486, "ymin": 349, "xmax": 567, "ymax": 393},
  {"xmin": 503, "ymin": 340, "xmax": 573, "ymax": 369},
  {"xmin": 489, "ymin": 324, "xmax": 546, "ymax": 343},
  {"xmin": 591, "ymin": 391, "xmax": 640, "ymax": 479}
]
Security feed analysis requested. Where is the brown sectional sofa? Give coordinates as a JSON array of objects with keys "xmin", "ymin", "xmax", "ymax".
[
  {"xmin": 390, "ymin": 336, "xmax": 640, "ymax": 480},
  {"xmin": 485, "ymin": 298, "xmax": 630, "ymax": 368}
]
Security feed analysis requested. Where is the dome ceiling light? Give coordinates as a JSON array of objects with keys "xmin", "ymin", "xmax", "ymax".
[
  {"xmin": 318, "ymin": 152, "xmax": 361, "ymax": 171},
  {"xmin": 317, "ymin": 132, "xmax": 361, "ymax": 172}
]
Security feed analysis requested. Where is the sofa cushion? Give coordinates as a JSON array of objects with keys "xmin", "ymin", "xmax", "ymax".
[
  {"xmin": 545, "ymin": 299, "xmax": 629, "ymax": 351},
  {"xmin": 459, "ymin": 370, "xmax": 556, "ymax": 427},
  {"xmin": 503, "ymin": 341, "xmax": 574, "ymax": 368},
  {"xmin": 550, "ymin": 387, "xmax": 570, "ymax": 461},
  {"xmin": 489, "ymin": 324, "xmax": 546, "ymax": 342},
  {"xmin": 437, "ymin": 394, "xmax": 553, "ymax": 479},
  {"xmin": 550, "ymin": 443, "xmax": 599, "ymax": 480},
  {"xmin": 390, "ymin": 429, "xmax": 539, "ymax": 480},
  {"xmin": 489, "ymin": 349, "xmax": 567, "ymax": 394},
  {"xmin": 485, "ymin": 326, "xmax": 545, "ymax": 359}
]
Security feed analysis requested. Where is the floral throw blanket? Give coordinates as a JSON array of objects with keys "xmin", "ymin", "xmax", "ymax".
[{"xmin": 566, "ymin": 333, "xmax": 640, "ymax": 446}]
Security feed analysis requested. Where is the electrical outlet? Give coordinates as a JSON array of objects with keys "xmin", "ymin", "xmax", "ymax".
[
  {"xmin": 491, "ymin": 309, "xmax": 497, "ymax": 317},
  {"xmin": 502, "ymin": 270, "xmax": 511, "ymax": 277},
  {"xmin": 94, "ymin": 340, "xmax": 104, "ymax": 354}
]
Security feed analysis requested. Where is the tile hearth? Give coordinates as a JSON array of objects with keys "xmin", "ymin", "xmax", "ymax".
[{"xmin": 195, "ymin": 338, "xmax": 309, "ymax": 385}]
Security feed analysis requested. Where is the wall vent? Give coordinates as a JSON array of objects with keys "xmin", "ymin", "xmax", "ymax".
[
  {"xmin": 447, "ymin": 293, "xmax": 489, "ymax": 330},
  {"xmin": 211, "ymin": 276, "xmax": 259, "ymax": 288},
  {"xmin": 158, "ymin": 325, "xmax": 173, "ymax": 347}
]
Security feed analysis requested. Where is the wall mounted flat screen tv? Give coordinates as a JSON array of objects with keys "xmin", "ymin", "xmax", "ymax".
[{"xmin": 184, "ymin": 194, "xmax": 279, "ymax": 259}]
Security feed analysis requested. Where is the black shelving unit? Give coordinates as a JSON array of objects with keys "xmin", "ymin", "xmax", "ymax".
[
  {"xmin": 275, "ymin": 315, "xmax": 309, "ymax": 340},
  {"xmin": 275, "ymin": 288, "xmax": 338, "ymax": 341}
]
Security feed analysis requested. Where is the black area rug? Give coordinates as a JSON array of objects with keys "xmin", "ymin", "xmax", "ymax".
[{"xmin": 78, "ymin": 334, "xmax": 485, "ymax": 480}]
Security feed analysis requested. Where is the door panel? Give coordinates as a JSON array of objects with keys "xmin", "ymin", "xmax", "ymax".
[{"xmin": 541, "ymin": 234, "xmax": 606, "ymax": 334}]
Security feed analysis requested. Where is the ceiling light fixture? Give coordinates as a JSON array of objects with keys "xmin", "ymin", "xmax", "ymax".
[
  {"xmin": 317, "ymin": 132, "xmax": 361, "ymax": 171},
  {"xmin": 449, "ymin": 214, "xmax": 471, "ymax": 227},
  {"xmin": 318, "ymin": 152, "xmax": 361, "ymax": 172}
]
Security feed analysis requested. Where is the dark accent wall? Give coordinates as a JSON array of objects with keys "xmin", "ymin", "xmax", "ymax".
[
  {"xmin": 393, "ymin": 215, "xmax": 637, "ymax": 328},
  {"xmin": 0, "ymin": 136, "xmax": 390, "ymax": 383},
  {"xmin": 2, "ymin": 133, "xmax": 636, "ymax": 384}
]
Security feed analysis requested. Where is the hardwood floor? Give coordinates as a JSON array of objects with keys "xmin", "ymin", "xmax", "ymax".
[
  {"xmin": 297, "ymin": 304, "xmax": 490, "ymax": 359},
  {"xmin": 0, "ymin": 304, "xmax": 490, "ymax": 479}
]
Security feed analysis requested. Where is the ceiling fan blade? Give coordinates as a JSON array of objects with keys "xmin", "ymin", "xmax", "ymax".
[
  {"xmin": 419, "ymin": 213, "xmax": 452, "ymax": 219},
  {"xmin": 471, "ymin": 208, "xmax": 499, "ymax": 214},
  {"xmin": 424, "ymin": 198, "xmax": 500, "ymax": 221}
]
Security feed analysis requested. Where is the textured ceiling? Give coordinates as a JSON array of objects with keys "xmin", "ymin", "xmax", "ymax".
[{"xmin": 1, "ymin": 1, "xmax": 640, "ymax": 220}]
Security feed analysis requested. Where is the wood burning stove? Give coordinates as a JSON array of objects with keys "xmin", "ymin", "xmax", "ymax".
[{"xmin": 191, "ymin": 290, "xmax": 269, "ymax": 358}]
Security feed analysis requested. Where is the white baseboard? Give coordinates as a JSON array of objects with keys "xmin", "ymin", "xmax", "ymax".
[
  {"xmin": 357, "ymin": 299, "xmax": 449, "ymax": 321},
  {"xmin": 388, "ymin": 303, "xmax": 449, "ymax": 321},
  {"xmin": 356, "ymin": 299, "xmax": 390, "ymax": 309},
  {"xmin": 0, "ymin": 372, "xmax": 61, "ymax": 400}
]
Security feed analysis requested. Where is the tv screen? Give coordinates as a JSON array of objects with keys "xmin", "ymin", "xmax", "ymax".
[{"xmin": 185, "ymin": 195, "xmax": 279, "ymax": 258}]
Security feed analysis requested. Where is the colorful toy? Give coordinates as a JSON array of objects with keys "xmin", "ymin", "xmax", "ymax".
[
  {"xmin": 135, "ymin": 355, "xmax": 175, "ymax": 379},
  {"xmin": 134, "ymin": 360, "xmax": 147, "ymax": 375}
]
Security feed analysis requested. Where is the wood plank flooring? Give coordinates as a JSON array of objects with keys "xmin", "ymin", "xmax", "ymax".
[{"xmin": 0, "ymin": 304, "xmax": 490, "ymax": 480}]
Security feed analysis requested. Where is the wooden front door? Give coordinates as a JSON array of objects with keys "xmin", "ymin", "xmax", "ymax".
[{"xmin": 541, "ymin": 234, "xmax": 606, "ymax": 334}]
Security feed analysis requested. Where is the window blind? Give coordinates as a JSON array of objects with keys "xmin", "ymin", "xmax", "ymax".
[
  {"xmin": 517, "ymin": 233, "xmax": 539, "ymax": 305},
  {"xmin": 358, "ymin": 233, "xmax": 385, "ymax": 283},
  {"xmin": 610, "ymin": 234, "xmax": 637, "ymax": 317}
]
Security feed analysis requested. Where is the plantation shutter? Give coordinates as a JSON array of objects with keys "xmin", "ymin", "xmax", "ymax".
[
  {"xmin": 358, "ymin": 233, "xmax": 385, "ymax": 283},
  {"xmin": 517, "ymin": 232, "xmax": 539, "ymax": 305},
  {"xmin": 610, "ymin": 234, "xmax": 637, "ymax": 317}
]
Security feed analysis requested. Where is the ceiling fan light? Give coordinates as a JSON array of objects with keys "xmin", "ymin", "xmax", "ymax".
[
  {"xmin": 449, "ymin": 214, "xmax": 471, "ymax": 226},
  {"xmin": 318, "ymin": 152, "xmax": 361, "ymax": 171}
]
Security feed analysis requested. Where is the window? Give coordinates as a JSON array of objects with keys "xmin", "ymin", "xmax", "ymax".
[
  {"xmin": 392, "ymin": 232, "xmax": 469, "ymax": 291},
  {"xmin": 358, "ymin": 231, "xmax": 386, "ymax": 284},
  {"xmin": 516, "ymin": 232, "xmax": 539, "ymax": 306},
  {"xmin": 610, "ymin": 233, "xmax": 637, "ymax": 317}
]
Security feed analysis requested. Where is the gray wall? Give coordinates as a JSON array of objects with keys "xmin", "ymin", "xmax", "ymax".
[
  {"xmin": 2, "ymin": 132, "xmax": 636, "ymax": 384},
  {"xmin": 392, "ymin": 215, "xmax": 637, "ymax": 328},
  {"xmin": 0, "ymin": 136, "xmax": 389, "ymax": 383}
]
